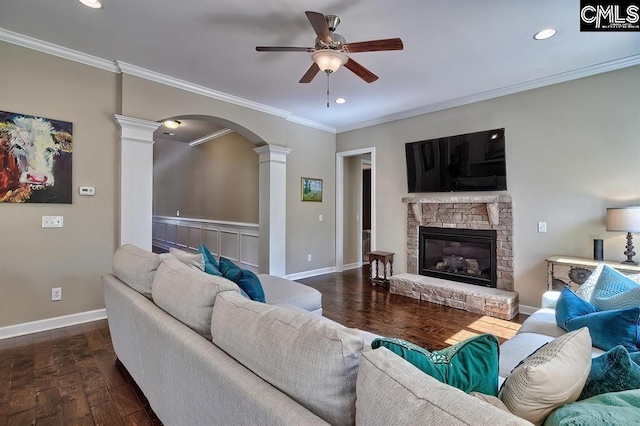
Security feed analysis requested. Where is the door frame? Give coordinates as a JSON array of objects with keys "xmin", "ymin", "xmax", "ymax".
[
  {"xmin": 336, "ymin": 147, "xmax": 376, "ymax": 272},
  {"xmin": 359, "ymin": 158, "xmax": 372, "ymax": 264}
]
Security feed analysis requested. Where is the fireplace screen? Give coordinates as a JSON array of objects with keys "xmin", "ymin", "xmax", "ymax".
[{"xmin": 419, "ymin": 227, "xmax": 497, "ymax": 288}]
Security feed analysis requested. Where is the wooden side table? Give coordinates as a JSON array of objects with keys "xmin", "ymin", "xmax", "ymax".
[
  {"xmin": 546, "ymin": 255, "xmax": 640, "ymax": 291},
  {"xmin": 369, "ymin": 251, "xmax": 394, "ymax": 287}
]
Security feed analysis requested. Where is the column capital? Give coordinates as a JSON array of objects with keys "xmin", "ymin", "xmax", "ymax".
[
  {"xmin": 253, "ymin": 144, "xmax": 292, "ymax": 163},
  {"xmin": 114, "ymin": 115, "xmax": 161, "ymax": 145}
]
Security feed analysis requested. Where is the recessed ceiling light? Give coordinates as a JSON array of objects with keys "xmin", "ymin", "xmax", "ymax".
[
  {"xmin": 163, "ymin": 132, "xmax": 175, "ymax": 136},
  {"xmin": 335, "ymin": 98, "xmax": 346, "ymax": 104},
  {"xmin": 533, "ymin": 28, "xmax": 557, "ymax": 40},
  {"xmin": 163, "ymin": 120, "xmax": 181, "ymax": 129},
  {"xmin": 77, "ymin": 0, "xmax": 102, "ymax": 9}
]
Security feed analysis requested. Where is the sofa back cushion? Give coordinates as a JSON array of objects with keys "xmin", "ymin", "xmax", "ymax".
[
  {"xmin": 112, "ymin": 244, "xmax": 161, "ymax": 298},
  {"xmin": 355, "ymin": 348, "xmax": 530, "ymax": 425},
  {"xmin": 152, "ymin": 258, "xmax": 239, "ymax": 339},
  {"xmin": 211, "ymin": 292, "xmax": 363, "ymax": 426}
]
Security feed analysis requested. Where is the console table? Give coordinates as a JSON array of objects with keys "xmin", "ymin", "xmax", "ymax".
[
  {"xmin": 369, "ymin": 251, "xmax": 394, "ymax": 287},
  {"xmin": 546, "ymin": 255, "xmax": 640, "ymax": 291}
]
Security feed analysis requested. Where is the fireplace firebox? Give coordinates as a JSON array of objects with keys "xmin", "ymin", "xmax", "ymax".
[{"xmin": 418, "ymin": 226, "xmax": 497, "ymax": 288}]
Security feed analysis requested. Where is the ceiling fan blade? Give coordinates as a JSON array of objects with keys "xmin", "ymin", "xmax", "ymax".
[
  {"xmin": 256, "ymin": 46, "xmax": 314, "ymax": 52},
  {"xmin": 305, "ymin": 11, "xmax": 333, "ymax": 44},
  {"xmin": 344, "ymin": 38, "xmax": 404, "ymax": 53},
  {"xmin": 344, "ymin": 57, "xmax": 378, "ymax": 83},
  {"xmin": 299, "ymin": 63, "xmax": 321, "ymax": 83}
]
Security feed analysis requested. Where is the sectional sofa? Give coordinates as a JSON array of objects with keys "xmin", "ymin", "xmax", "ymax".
[{"xmin": 103, "ymin": 245, "xmax": 617, "ymax": 425}]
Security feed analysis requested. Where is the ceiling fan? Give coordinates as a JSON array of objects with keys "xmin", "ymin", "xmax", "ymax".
[{"xmin": 256, "ymin": 11, "xmax": 404, "ymax": 84}]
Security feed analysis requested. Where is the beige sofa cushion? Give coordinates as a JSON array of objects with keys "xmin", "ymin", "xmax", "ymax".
[
  {"xmin": 499, "ymin": 327, "xmax": 592, "ymax": 425},
  {"xmin": 152, "ymin": 258, "xmax": 238, "ymax": 339},
  {"xmin": 169, "ymin": 248, "xmax": 205, "ymax": 271},
  {"xmin": 211, "ymin": 292, "xmax": 363, "ymax": 426},
  {"xmin": 355, "ymin": 348, "xmax": 531, "ymax": 425},
  {"xmin": 112, "ymin": 244, "xmax": 161, "ymax": 298}
]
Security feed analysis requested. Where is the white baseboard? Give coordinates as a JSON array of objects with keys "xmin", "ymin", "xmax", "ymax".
[
  {"xmin": 0, "ymin": 308, "xmax": 107, "ymax": 340},
  {"xmin": 518, "ymin": 304, "xmax": 539, "ymax": 316},
  {"xmin": 342, "ymin": 262, "xmax": 362, "ymax": 271},
  {"xmin": 286, "ymin": 266, "xmax": 337, "ymax": 281}
]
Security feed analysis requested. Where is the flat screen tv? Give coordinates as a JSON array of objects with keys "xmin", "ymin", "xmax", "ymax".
[{"xmin": 405, "ymin": 128, "xmax": 507, "ymax": 193}]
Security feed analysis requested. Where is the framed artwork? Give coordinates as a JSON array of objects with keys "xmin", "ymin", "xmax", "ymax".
[
  {"xmin": 301, "ymin": 177, "xmax": 323, "ymax": 202},
  {"xmin": 0, "ymin": 111, "xmax": 73, "ymax": 203}
]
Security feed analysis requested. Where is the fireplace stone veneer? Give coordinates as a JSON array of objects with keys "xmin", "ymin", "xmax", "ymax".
[{"xmin": 393, "ymin": 194, "xmax": 518, "ymax": 319}]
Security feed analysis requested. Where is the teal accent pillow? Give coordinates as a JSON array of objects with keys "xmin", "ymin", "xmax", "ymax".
[
  {"xmin": 371, "ymin": 334, "xmax": 500, "ymax": 396},
  {"xmin": 556, "ymin": 286, "xmax": 597, "ymax": 332},
  {"xmin": 219, "ymin": 257, "xmax": 265, "ymax": 303},
  {"xmin": 591, "ymin": 265, "xmax": 640, "ymax": 311},
  {"xmin": 565, "ymin": 307, "xmax": 640, "ymax": 352},
  {"xmin": 543, "ymin": 389, "xmax": 640, "ymax": 426},
  {"xmin": 578, "ymin": 345, "xmax": 640, "ymax": 401},
  {"xmin": 199, "ymin": 244, "xmax": 222, "ymax": 276}
]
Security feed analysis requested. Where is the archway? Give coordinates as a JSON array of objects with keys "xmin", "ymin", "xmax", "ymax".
[{"xmin": 114, "ymin": 114, "xmax": 291, "ymax": 276}]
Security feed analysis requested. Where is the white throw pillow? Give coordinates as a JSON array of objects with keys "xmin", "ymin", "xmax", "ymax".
[
  {"xmin": 169, "ymin": 247, "xmax": 205, "ymax": 271},
  {"xmin": 498, "ymin": 327, "xmax": 592, "ymax": 425},
  {"xmin": 575, "ymin": 263, "xmax": 603, "ymax": 300}
]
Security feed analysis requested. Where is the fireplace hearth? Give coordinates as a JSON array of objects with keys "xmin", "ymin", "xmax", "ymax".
[{"xmin": 419, "ymin": 227, "xmax": 497, "ymax": 288}]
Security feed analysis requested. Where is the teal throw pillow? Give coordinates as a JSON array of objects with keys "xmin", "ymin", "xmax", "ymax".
[
  {"xmin": 565, "ymin": 307, "xmax": 640, "ymax": 352},
  {"xmin": 371, "ymin": 334, "xmax": 499, "ymax": 396},
  {"xmin": 578, "ymin": 345, "xmax": 640, "ymax": 401},
  {"xmin": 590, "ymin": 265, "xmax": 640, "ymax": 311},
  {"xmin": 543, "ymin": 389, "xmax": 640, "ymax": 426},
  {"xmin": 556, "ymin": 286, "xmax": 597, "ymax": 332},
  {"xmin": 199, "ymin": 244, "xmax": 222, "ymax": 276},
  {"xmin": 219, "ymin": 257, "xmax": 265, "ymax": 303}
]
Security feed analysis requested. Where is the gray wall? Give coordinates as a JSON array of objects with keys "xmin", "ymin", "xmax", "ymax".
[
  {"xmin": 0, "ymin": 41, "xmax": 336, "ymax": 329},
  {"xmin": 0, "ymin": 41, "xmax": 118, "ymax": 327},
  {"xmin": 337, "ymin": 65, "xmax": 640, "ymax": 307},
  {"xmin": 153, "ymin": 132, "xmax": 259, "ymax": 223}
]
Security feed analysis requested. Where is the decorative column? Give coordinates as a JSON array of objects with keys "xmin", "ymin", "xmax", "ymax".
[
  {"xmin": 254, "ymin": 145, "xmax": 292, "ymax": 276},
  {"xmin": 114, "ymin": 115, "xmax": 161, "ymax": 250}
]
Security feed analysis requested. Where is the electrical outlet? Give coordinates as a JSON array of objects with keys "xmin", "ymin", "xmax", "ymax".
[
  {"xmin": 537, "ymin": 222, "xmax": 547, "ymax": 233},
  {"xmin": 51, "ymin": 287, "xmax": 62, "ymax": 301},
  {"xmin": 307, "ymin": 254, "xmax": 312, "ymax": 262},
  {"xmin": 176, "ymin": 210, "xmax": 180, "ymax": 217},
  {"xmin": 319, "ymin": 214, "xmax": 323, "ymax": 222}
]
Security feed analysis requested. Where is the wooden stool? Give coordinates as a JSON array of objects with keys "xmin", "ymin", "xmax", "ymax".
[{"xmin": 369, "ymin": 251, "xmax": 394, "ymax": 287}]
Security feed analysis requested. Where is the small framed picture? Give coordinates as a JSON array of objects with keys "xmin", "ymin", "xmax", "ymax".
[{"xmin": 301, "ymin": 177, "xmax": 323, "ymax": 202}]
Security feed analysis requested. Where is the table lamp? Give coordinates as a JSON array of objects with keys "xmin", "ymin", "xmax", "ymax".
[{"xmin": 606, "ymin": 206, "xmax": 640, "ymax": 265}]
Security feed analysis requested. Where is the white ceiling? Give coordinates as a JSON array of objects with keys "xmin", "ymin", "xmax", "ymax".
[{"xmin": 1, "ymin": 0, "xmax": 639, "ymax": 132}]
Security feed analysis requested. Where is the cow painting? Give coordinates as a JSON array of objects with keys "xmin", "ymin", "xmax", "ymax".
[{"xmin": 0, "ymin": 111, "xmax": 72, "ymax": 203}]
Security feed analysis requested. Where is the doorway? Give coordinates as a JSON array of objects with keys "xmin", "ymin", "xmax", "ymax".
[{"xmin": 336, "ymin": 147, "xmax": 376, "ymax": 272}]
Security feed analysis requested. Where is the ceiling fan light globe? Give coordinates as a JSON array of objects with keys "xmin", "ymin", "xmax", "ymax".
[{"xmin": 312, "ymin": 50, "xmax": 347, "ymax": 73}]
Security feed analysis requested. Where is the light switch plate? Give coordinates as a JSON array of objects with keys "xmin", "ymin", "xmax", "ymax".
[
  {"xmin": 42, "ymin": 216, "xmax": 63, "ymax": 228},
  {"xmin": 537, "ymin": 222, "xmax": 547, "ymax": 233},
  {"xmin": 79, "ymin": 186, "xmax": 95, "ymax": 196}
]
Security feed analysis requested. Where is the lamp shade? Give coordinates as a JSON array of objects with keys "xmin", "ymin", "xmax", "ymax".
[
  {"xmin": 606, "ymin": 207, "xmax": 640, "ymax": 232},
  {"xmin": 312, "ymin": 50, "xmax": 347, "ymax": 73}
]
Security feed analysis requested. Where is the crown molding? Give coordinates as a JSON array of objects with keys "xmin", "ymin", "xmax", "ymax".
[
  {"xmin": 0, "ymin": 28, "xmax": 119, "ymax": 73},
  {"xmin": 337, "ymin": 53, "xmax": 640, "ymax": 133},
  {"xmin": 0, "ymin": 27, "xmax": 334, "ymax": 133},
  {"xmin": 189, "ymin": 128, "xmax": 234, "ymax": 147}
]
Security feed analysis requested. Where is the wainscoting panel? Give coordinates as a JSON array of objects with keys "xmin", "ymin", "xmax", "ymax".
[
  {"xmin": 202, "ymin": 228, "xmax": 220, "ymax": 256},
  {"xmin": 153, "ymin": 216, "xmax": 259, "ymax": 272},
  {"xmin": 240, "ymin": 232, "xmax": 260, "ymax": 268},
  {"xmin": 220, "ymin": 230, "xmax": 239, "ymax": 260}
]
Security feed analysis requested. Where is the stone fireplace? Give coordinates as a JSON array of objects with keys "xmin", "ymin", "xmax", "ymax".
[{"xmin": 390, "ymin": 194, "xmax": 519, "ymax": 320}]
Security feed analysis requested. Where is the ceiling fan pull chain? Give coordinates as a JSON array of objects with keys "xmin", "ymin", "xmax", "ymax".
[{"xmin": 326, "ymin": 72, "xmax": 330, "ymax": 108}]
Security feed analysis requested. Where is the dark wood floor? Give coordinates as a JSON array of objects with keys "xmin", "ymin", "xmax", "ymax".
[
  {"xmin": 0, "ymin": 266, "xmax": 526, "ymax": 424},
  {"xmin": 299, "ymin": 265, "xmax": 527, "ymax": 351},
  {"xmin": 0, "ymin": 320, "xmax": 159, "ymax": 426}
]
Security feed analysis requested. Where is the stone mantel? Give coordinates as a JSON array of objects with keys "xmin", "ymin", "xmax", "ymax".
[{"xmin": 402, "ymin": 194, "xmax": 511, "ymax": 226}]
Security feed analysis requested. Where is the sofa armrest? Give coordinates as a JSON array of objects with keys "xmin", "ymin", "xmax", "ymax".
[{"xmin": 541, "ymin": 291, "xmax": 561, "ymax": 309}]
